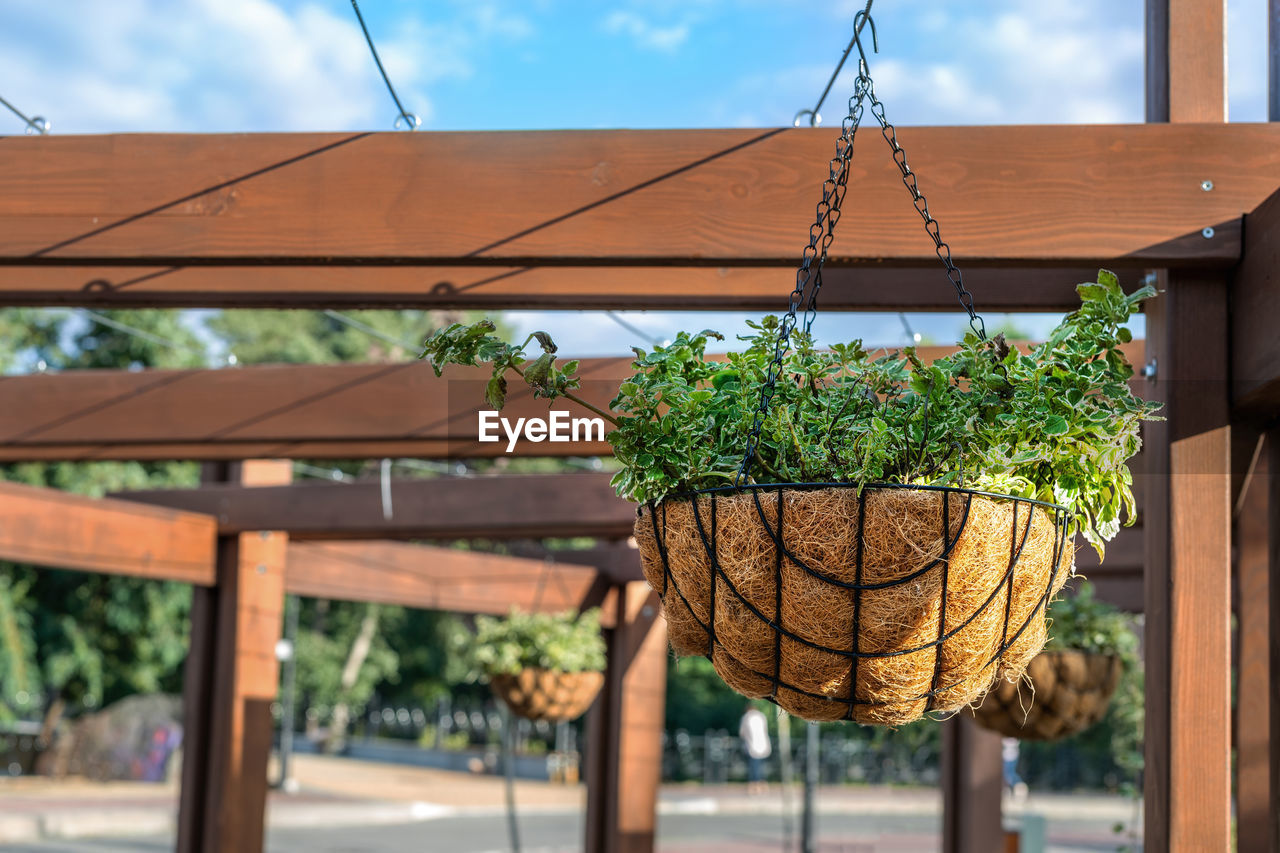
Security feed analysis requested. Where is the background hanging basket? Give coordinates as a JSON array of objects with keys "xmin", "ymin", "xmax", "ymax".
[
  {"xmin": 635, "ymin": 484, "xmax": 1071, "ymax": 725},
  {"xmin": 490, "ymin": 667, "xmax": 604, "ymax": 723},
  {"xmin": 970, "ymin": 649, "xmax": 1122, "ymax": 740}
]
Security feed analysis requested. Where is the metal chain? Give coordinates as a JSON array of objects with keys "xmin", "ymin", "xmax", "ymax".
[
  {"xmin": 736, "ymin": 5, "xmax": 987, "ymax": 484},
  {"xmin": 735, "ymin": 66, "xmax": 870, "ymax": 484},
  {"xmin": 855, "ymin": 70, "xmax": 986, "ymax": 340}
]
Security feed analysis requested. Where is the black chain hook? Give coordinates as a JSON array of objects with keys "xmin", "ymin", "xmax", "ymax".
[
  {"xmin": 792, "ymin": 1, "xmax": 877, "ymax": 129},
  {"xmin": 852, "ymin": 7, "xmax": 878, "ymax": 75}
]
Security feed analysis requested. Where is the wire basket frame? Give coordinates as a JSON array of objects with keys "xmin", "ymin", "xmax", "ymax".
[{"xmin": 636, "ymin": 483, "xmax": 1071, "ymax": 725}]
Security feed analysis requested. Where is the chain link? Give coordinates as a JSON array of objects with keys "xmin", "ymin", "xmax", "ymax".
[
  {"xmin": 735, "ymin": 72, "xmax": 869, "ymax": 484},
  {"xmin": 856, "ymin": 71, "xmax": 986, "ymax": 340},
  {"xmin": 735, "ymin": 7, "xmax": 986, "ymax": 485}
]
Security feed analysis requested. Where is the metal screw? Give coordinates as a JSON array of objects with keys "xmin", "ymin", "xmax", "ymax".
[
  {"xmin": 642, "ymin": 605, "xmax": 655, "ymax": 618},
  {"xmin": 260, "ymin": 531, "xmax": 271, "ymax": 540},
  {"xmin": 1142, "ymin": 358, "xmax": 1158, "ymax": 382},
  {"xmin": 256, "ymin": 564, "xmax": 267, "ymax": 575},
  {"xmin": 1201, "ymin": 180, "xmax": 1214, "ymax": 191},
  {"xmin": 1202, "ymin": 226, "xmax": 1215, "ymax": 239}
]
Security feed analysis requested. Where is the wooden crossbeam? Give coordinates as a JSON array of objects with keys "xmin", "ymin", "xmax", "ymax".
[
  {"xmin": 1, "ymin": 126, "xmax": 1277, "ymax": 313},
  {"xmin": 284, "ymin": 540, "xmax": 621, "ymax": 626},
  {"xmin": 0, "ymin": 342, "xmax": 1145, "ymax": 462},
  {"xmin": 0, "ymin": 480, "xmax": 215, "ymax": 584},
  {"xmin": 115, "ymin": 473, "xmax": 637, "ymax": 540},
  {"xmin": 0, "ymin": 265, "xmax": 1126, "ymax": 312}
]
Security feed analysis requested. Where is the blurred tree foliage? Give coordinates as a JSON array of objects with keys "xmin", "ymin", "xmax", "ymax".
[{"xmin": 0, "ymin": 309, "xmax": 203, "ymax": 725}]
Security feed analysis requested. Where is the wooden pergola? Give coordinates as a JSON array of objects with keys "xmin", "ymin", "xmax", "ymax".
[{"xmin": 0, "ymin": 2, "xmax": 1277, "ymax": 850}]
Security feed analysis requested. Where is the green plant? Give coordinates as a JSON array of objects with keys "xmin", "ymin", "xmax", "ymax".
[
  {"xmin": 468, "ymin": 608, "xmax": 606, "ymax": 678},
  {"xmin": 1045, "ymin": 581, "xmax": 1138, "ymax": 659},
  {"xmin": 423, "ymin": 270, "xmax": 1159, "ymax": 558}
]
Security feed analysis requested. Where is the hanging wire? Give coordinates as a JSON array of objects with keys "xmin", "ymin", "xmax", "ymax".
[
  {"xmin": 897, "ymin": 312, "xmax": 920, "ymax": 345},
  {"xmin": 77, "ymin": 309, "xmax": 237, "ymax": 366},
  {"xmin": 0, "ymin": 94, "xmax": 49, "ymax": 134},
  {"xmin": 604, "ymin": 311, "xmax": 664, "ymax": 347},
  {"xmin": 350, "ymin": 0, "xmax": 421, "ymax": 130},
  {"xmin": 293, "ymin": 462, "xmax": 355, "ymax": 482},
  {"xmin": 792, "ymin": 0, "xmax": 875, "ymax": 127},
  {"xmin": 322, "ymin": 309, "xmax": 419, "ymax": 351}
]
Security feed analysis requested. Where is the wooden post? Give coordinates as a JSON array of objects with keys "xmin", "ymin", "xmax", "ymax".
[
  {"xmin": 1237, "ymin": 437, "xmax": 1272, "ymax": 852},
  {"xmin": 178, "ymin": 460, "xmax": 291, "ymax": 853},
  {"xmin": 1147, "ymin": 0, "xmax": 1228, "ymax": 122},
  {"xmin": 584, "ymin": 581, "xmax": 667, "ymax": 853},
  {"xmin": 1271, "ymin": 431, "xmax": 1280, "ymax": 852},
  {"xmin": 941, "ymin": 716, "xmax": 1003, "ymax": 853},
  {"xmin": 1141, "ymin": 272, "xmax": 1232, "ymax": 850}
]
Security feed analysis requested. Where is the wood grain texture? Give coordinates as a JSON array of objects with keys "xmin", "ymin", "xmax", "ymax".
[
  {"xmin": 0, "ymin": 264, "xmax": 1138, "ymax": 311},
  {"xmin": 179, "ymin": 460, "xmax": 289, "ymax": 853},
  {"xmin": 0, "ymin": 125, "xmax": 1273, "ymax": 270},
  {"xmin": 0, "ymin": 342, "xmax": 1144, "ymax": 462},
  {"xmin": 204, "ymin": 530, "xmax": 286, "ymax": 853},
  {"xmin": 1168, "ymin": 427, "xmax": 1232, "ymax": 850},
  {"xmin": 284, "ymin": 540, "xmax": 618, "ymax": 625},
  {"xmin": 115, "ymin": 473, "xmax": 637, "ymax": 540},
  {"xmin": 1231, "ymin": 186, "xmax": 1280, "ymax": 418},
  {"xmin": 584, "ymin": 582, "xmax": 666, "ymax": 853},
  {"xmin": 0, "ymin": 480, "xmax": 215, "ymax": 583},
  {"xmin": 1169, "ymin": 0, "xmax": 1227, "ymax": 122},
  {"xmin": 1236, "ymin": 438, "xmax": 1271, "ymax": 853},
  {"xmin": 1141, "ymin": 271, "xmax": 1233, "ymax": 851}
]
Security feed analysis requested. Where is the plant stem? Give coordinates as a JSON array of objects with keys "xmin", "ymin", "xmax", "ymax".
[{"xmin": 509, "ymin": 363, "xmax": 621, "ymax": 426}]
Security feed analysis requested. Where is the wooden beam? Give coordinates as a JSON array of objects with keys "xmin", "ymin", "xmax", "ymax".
[
  {"xmin": 1140, "ymin": 270, "xmax": 1233, "ymax": 851},
  {"xmin": 1232, "ymin": 186, "xmax": 1280, "ymax": 419},
  {"xmin": 1148, "ymin": 0, "xmax": 1228, "ymax": 121},
  {"xmin": 0, "ymin": 126, "xmax": 1275, "ymax": 282},
  {"xmin": 0, "ymin": 480, "xmax": 214, "ymax": 583},
  {"xmin": 115, "ymin": 473, "xmax": 638, "ymax": 540},
  {"xmin": 284, "ymin": 540, "xmax": 619, "ymax": 626},
  {"xmin": 1271, "ymin": 429, "xmax": 1280, "ymax": 852},
  {"xmin": 585, "ymin": 582, "xmax": 666, "ymax": 853},
  {"xmin": 0, "ymin": 264, "xmax": 1140, "ymax": 312},
  {"xmin": 0, "ymin": 341, "xmax": 1145, "ymax": 463},
  {"xmin": 1237, "ymin": 436, "xmax": 1272, "ymax": 853},
  {"xmin": 941, "ymin": 716, "xmax": 1003, "ymax": 853},
  {"xmin": 178, "ymin": 460, "xmax": 289, "ymax": 853}
]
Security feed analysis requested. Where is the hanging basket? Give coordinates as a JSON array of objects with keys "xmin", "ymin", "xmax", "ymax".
[
  {"xmin": 635, "ymin": 484, "xmax": 1072, "ymax": 725},
  {"xmin": 970, "ymin": 649, "xmax": 1122, "ymax": 740},
  {"xmin": 490, "ymin": 667, "xmax": 604, "ymax": 723}
]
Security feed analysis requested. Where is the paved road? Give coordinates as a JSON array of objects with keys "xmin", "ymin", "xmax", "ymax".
[{"xmin": 0, "ymin": 810, "xmax": 1136, "ymax": 853}]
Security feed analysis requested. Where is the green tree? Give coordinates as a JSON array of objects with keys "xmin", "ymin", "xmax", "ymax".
[{"xmin": 0, "ymin": 309, "xmax": 207, "ymax": 726}]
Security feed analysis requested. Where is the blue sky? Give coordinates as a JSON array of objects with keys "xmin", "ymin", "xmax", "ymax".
[{"xmin": 2, "ymin": 0, "xmax": 1270, "ymax": 355}]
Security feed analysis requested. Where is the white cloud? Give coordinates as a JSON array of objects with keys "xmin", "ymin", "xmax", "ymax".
[
  {"xmin": 712, "ymin": 0, "xmax": 1145, "ymax": 127},
  {"xmin": 0, "ymin": 0, "xmax": 532, "ymax": 133},
  {"xmin": 602, "ymin": 10, "xmax": 690, "ymax": 53}
]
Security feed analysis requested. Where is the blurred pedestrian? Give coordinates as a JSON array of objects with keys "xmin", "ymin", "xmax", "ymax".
[
  {"xmin": 1002, "ymin": 737, "xmax": 1028, "ymax": 802},
  {"xmin": 739, "ymin": 704, "xmax": 772, "ymax": 795}
]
